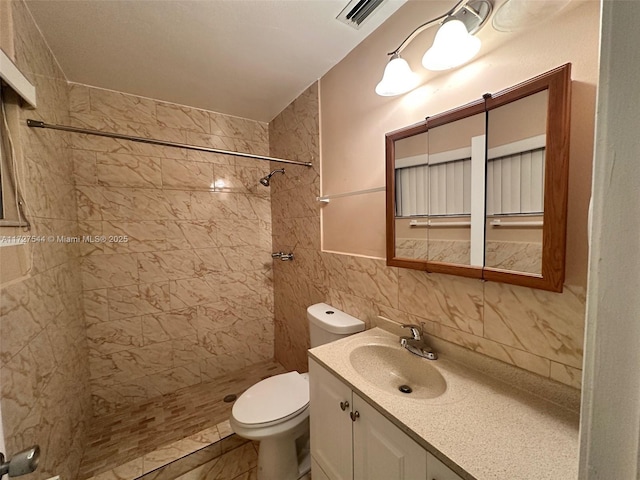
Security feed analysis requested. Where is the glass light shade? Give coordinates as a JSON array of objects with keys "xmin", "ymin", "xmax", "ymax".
[
  {"xmin": 493, "ymin": 0, "xmax": 571, "ymax": 32},
  {"xmin": 375, "ymin": 55, "xmax": 420, "ymax": 97},
  {"xmin": 421, "ymin": 19, "xmax": 481, "ymax": 71}
]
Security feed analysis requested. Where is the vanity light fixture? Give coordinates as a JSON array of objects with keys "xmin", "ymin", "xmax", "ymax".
[
  {"xmin": 375, "ymin": 53, "xmax": 420, "ymax": 96},
  {"xmin": 375, "ymin": 0, "xmax": 492, "ymax": 96}
]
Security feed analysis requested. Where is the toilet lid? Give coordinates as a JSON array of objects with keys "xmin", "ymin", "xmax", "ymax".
[{"xmin": 232, "ymin": 371, "xmax": 309, "ymax": 426}]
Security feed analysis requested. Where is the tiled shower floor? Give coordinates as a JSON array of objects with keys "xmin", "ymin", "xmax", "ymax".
[{"xmin": 80, "ymin": 360, "xmax": 286, "ymax": 479}]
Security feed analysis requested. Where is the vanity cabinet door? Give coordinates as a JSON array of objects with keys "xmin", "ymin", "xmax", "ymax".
[
  {"xmin": 352, "ymin": 393, "xmax": 427, "ymax": 480},
  {"xmin": 311, "ymin": 457, "xmax": 333, "ymax": 480},
  {"xmin": 427, "ymin": 452, "xmax": 464, "ymax": 480},
  {"xmin": 309, "ymin": 359, "xmax": 354, "ymax": 480}
]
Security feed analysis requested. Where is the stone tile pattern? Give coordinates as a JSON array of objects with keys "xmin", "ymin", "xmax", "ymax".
[
  {"xmin": 172, "ymin": 443, "xmax": 258, "ymax": 480},
  {"xmin": 485, "ymin": 240, "xmax": 543, "ymax": 275},
  {"xmin": 396, "ymin": 238, "xmax": 543, "ymax": 274},
  {"xmin": 80, "ymin": 360, "xmax": 284, "ymax": 479},
  {"xmin": 269, "ymin": 83, "xmax": 324, "ymax": 372},
  {"xmin": 85, "ymin": 420, "xmax": 258, "ymax": 480},
  {"xmin": 138, "ymin": 433, "xmax": 255, "ymax": 480},
  {"xmin": 0, "ymin": 3, "xmax": 92, "ymax": 480},
  {"xmin": 395, "ymin": 239, "xmax": 471, "ymax": 265},
  {"xmin": 68, "ymin": 83, "xmax": 275, "ymax": 414},
  {"xmin": 269, "ymin": 83, "xmax": 585, "ymax": 390}
]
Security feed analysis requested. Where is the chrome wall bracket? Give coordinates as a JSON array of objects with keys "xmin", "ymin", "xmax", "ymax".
[{"xmin": 271, "ymin": 252, "xmax": 294, "ymax": 261}]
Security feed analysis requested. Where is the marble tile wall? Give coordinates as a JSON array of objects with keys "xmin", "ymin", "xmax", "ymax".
[
  {"xmin": 396, "ymin": 239, "xmax": 543, "ymax": 274},
  {"xmin": 269, "ymin": 83, "xmax": 324, "ymax": 372},
  {"xmin": 485, "ymin": 241, "xmax": 543, "ymax": 274},
  {"xmin": 269, "ymin": 82, "xmax": 585, "ymax": 390},
  {"xmin": 69, "ymin": 85, "xmax": 275, "ymax": 414},
  {"xmin": 0, "ymin": 2, "xmax": 92, "ymax": 479},
  {"xmin": 395, "ymin": 239, "xmax": 471, "ymax": 265}
]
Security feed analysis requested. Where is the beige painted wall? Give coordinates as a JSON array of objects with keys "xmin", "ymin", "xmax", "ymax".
[
  {"xmin": 395, "ymin": 94, "xmax": 544, "ymax": 159},
  {"xmin": 395, "ymin": 130, "xmax": 427, "ymax": 158},
  {"xmin": 488, "ymin": 89, "xmax": 547, "ymax": 148},
  {"xmin": 321, "ymin": 0, "xmax": 598, "ymax": 287},
  {"xmin": 430, "ymin": 112, "xmax": 484, "ymax": 154}
]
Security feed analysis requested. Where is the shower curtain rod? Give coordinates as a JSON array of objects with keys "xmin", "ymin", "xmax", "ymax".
[{"xmin": 26, "ymin": 119, "xmax": 313, "ymax": 167}]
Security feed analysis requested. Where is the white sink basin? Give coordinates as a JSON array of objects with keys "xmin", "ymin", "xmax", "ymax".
[{"xmin": 348, "ymin": 343, "xmax": 447, "ymax": 399}]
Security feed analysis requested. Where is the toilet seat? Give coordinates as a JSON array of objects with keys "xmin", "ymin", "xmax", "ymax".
[{"xmin": 232, "ymin": 371, "xmax": 309, "ymax": 428}]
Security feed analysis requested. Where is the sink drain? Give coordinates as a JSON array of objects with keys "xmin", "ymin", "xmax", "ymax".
[{"xmin": 398, "ymin": 385, "xmax": 413, "ymax": 394}]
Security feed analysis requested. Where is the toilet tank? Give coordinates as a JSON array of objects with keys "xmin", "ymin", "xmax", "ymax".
[{"xmin": 307, "ymin": 303, "xmax": 365, "ymax": 348}]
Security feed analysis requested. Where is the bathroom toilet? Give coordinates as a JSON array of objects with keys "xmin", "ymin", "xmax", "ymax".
[{"xmin": 230, "ymin": 303, "xmax": 365, "ymax": 480}]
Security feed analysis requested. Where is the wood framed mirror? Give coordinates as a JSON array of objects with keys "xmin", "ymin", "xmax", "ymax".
[
  {"xmin": 386, "ymin": 100, "xmax": 486, "ymax": 280},
  {"xmin": 385, "ymin": 64, "xmax": 571, "ymax": 292}
]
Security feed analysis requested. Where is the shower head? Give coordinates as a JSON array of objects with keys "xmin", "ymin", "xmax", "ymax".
[{"xmin": 259, "ymin": 168, "xmax": 285, "ymax": 187}]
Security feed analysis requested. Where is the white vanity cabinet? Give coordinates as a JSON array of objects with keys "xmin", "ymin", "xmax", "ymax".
[
  {"xmin": 309, "ymin": 358, "xmax": 354, "ymax": 480},
  {"xmin": 352, "ymin": 393, "xmax": 427, "ymax": 479},
  {"xmin": 309, "ymin": 359, "xmax": 463, "ymax": 480}
]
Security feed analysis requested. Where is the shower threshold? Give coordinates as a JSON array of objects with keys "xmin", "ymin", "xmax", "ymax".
[
  {"xmin": 79, "ymin": 360, "xmax": 285, "ymax": 479},
  {"xmin": 85, "ymin": 419, "xmax": 257, "ymax": 480}
]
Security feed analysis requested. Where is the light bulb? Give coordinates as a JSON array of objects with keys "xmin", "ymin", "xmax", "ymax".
[
  {"xmin": 422, "ymin": 19, "xmax": 481, "ymax": 71},
  {"xmin": 375, "ymin": 54, "xmax": 420, "ymax": 97}
]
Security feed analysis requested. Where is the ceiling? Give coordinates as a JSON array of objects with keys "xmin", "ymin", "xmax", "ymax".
[{"xmin": 25, "ymin": 0, "xmax": 407, "ymax": 122}]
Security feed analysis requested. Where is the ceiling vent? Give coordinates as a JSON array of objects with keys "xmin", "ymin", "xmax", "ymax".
[{"xmin": 337, "ymin": 0, "xmax": 388, "ymax": 29}]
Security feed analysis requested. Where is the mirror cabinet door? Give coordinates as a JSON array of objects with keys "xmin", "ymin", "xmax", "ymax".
[
  {"xmin": 426, "ymin": 112, "xmax": 486, "ymax": 267},
  {"xmin": 485, "ymin": 89, "xmax": 548, "ymax": 275},
  {"xmin": 394, "ymin": 130, "xmax": 430, "ymax": 261},
  {"xmin": 386, "ymin": 101, "xmax": 485, "ymax": 279},
  {"xmin": 483, "ymin": 64, "xmax": 571, "ymax": 292}
]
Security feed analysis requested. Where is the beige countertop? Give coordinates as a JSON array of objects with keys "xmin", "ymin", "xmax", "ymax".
[{"xmin": 308, "ymin": 328, "xmax": 579, "ymax": 480}]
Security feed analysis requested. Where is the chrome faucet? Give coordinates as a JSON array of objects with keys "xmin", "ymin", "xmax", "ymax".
[{"xmin": 400, "ymin": 324, "xmax": 437, "ymax": 360}]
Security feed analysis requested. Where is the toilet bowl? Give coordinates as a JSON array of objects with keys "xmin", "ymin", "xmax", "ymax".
[
  {"xmin": 230, "ymin": 303, "xmax": 365, "ymax": 480},
  {"xmin": 230, "ymin": 371, "xmax": 310, "ymax": 480}
]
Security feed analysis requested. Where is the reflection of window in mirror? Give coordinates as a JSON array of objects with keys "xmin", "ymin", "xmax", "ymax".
[
  {"xmin": 0, "ymin": 88, "xmax": 29, "ymax": 227},
  {"xmin": 394, "ymin": 130, "xmax": 429, "ymax": 260},
  {"xmin": 427, "ymin": 113, "xmax": 485, "ymax": 266},
  {"xmin": 393, "ymin": 112, "xmax": 486, "ymax": 267},
  {"xmin": 485, "ymin": 90, "xmax": 548, "ymax": 275}
]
